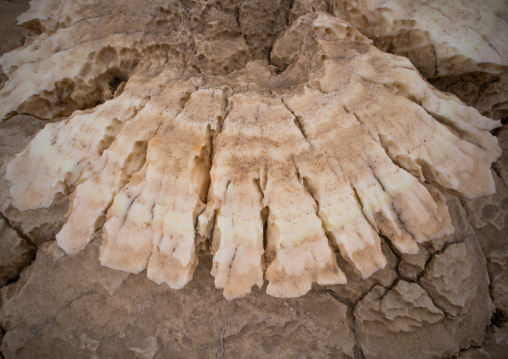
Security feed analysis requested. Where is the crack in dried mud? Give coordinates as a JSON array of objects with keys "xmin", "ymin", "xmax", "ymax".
[
  {"xmin": 216, "ymin": 300, "xmax": 237, "ymax": 359},
  {"xmin": 321, "ymin": 288, "xmax": 366, "ymax": 359}
]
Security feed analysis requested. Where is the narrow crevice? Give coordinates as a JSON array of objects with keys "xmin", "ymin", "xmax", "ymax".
[
  {"xmin": 2, "ymin": 111, "xmax": 48, "ymax": 123},
  {"xmin": 324, "ymin": 0, "xmax": 332, "ymax": 14},
  {"xmin": 431, "ymin": 44, "xmax": 438, "ymax": 78},
  {"xmin": 254, "ymin": 168, "xmax": 269, "ymax": 263},
  {"xmin": 299, "ymin": 171, "xmax": 340, "ymax": 255},
  {"xmin": 192, "ymin": 123, "xmax": 214, "ymax": 213},
  {"xmin": 0, "ymin": 212, "xmax": 37, "ymax": 248},
  {"xmin": 63, "ymin": 95, "xmax": 152, "ymax": 238},
  {"xmin": 327, "ymin": 159, "xmax": 380, "ymax": 239},
  {"xmin": 387, "ymin": 81, "xmax": 493, "ymax": 153},
  {"xmin": 350, "ymin": 185, "xmax": 377, "ymax": 232},
  {"xmin": 287, "ymin": 0, "xmax": 296, "ymax": 25},
  {"xmin": 420, "ymin": 285, "xmax": 457, "ymax": 319},
  {"xmin": 200, "ymin": 93, "xmax": 231, "ymax": 246},
  {"xmin": 225, "ymin": 247, "xmax": 238, "ymax": 289},
  {"xmin": 417, "ymin": 236, "xmax": 467, "ymax": 282},
  {"xmin": 261, "ymin": 206, "xmax": 269, "ymax": 263},
  {"xmin": 367, "ymin": 167, "xmax": 418, "ymax": 251},
  {"xmin": 254, "ymin": 178, "xmax": 264, "ymax": 201},
  {"xmin": 491, "ymin": 163, "xmax": 503, "ymax": 180},
  {"xmin": 0, "ymin": 325, "xmax": 4, "ymax": 359},
  {"xmin": 489, "ymin": 308, "xmax": 506, "ymax": 328},
  {"xmin": 210, "ymin": 92, "xmax": 231, "ymax": 160},
  {"xmin": 343, "ymin": 107, "xmax": 379, "ymax": 144},
  {"xmin": 377, "ymin": 278, "xmax": 400, "ymax": 301},
  {"xmin": 120, "ymin": 194, "xmax": 140, "ymax": 226},
  {"xmin": 454, "ymin": 344, "xmax": 482, "ymax": 357},
  {"xmin": 321, "ymin": 288, "xmax": 366, "ymax": 359},
  {"xmin": 216, "ymin": 300, "xmax": 237, "ymax": 359},
  {"xmin": 390, "ymin": 201, "xmax": 417, "ymax": 241},
  {"xmin": 380, "ymin": 234, "xmax": 402, "ymax": 271},
  {"xmin": 208, "ymin": 209, "xmax": 218, "ymax": 248},
  {"xmin": 282, "ymin": 100, "xmax": 312, "ymax": 146}
]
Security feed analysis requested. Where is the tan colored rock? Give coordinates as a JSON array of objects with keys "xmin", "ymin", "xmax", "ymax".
[
  {"xmin": 430, "ymin": 72, "xmax": 508, "ymax": 121},
  {"xmin": 100, "ymin": 87, "xmax": 223, "ymax": 291},
  {"xmin": 0, "ymin": 237, "xmax": 356, "ymax": 359},
  {"xmin": 463, "ymin": 172, "xmax": 508, "ymax": 231},
  {"xmin": 0, "ymin": 0, "xmax": 505, "ymax": 357},
  {"xmin": 355, "ymin": 197, "xmax": 494, "ymax": 359},
  {"xmin": 330, "ymin": 0, "xmax": 508, "ymax": 78},
  {"xmin": 0, "ymin": 114, "xmax": 68, "ymax": 247},
  {"xmin": 398, "ymin": 244, "xmax": 430, "ymax": 281},
  {"xmin": 495, "ymin": 125, "xmax": 508, "ymax": 186},
  {"xmin": 459, "ymin": 322, "xmax": 508, "ymax": 359},
  {"xmin": 0, "ymin": 218, "xmax": 35, "ymax": 287},
  {"xmin": 289, "ymin": 0, "xmax": 328, "ymax": 24},
  {"xmin": 330, "ymin": 1, "xmax": 508, "ymax": 124},
  {"xmin": 1, "ymin": 3, "xmax": 501, "ymax": 299},
  {"xmin": 327, "ymin": 239, "xmax": 399, "ymax": 303},
  {"xmin": 0, "ymin": 0, "xmax": 29, "ymax": 90},
  {"xmin": 355, "ymin": 282, "xmax": 460, "ymax": 359},
  {"xmin": 462, "ymin": 170, "xmax": 508, "ymax": 316}
]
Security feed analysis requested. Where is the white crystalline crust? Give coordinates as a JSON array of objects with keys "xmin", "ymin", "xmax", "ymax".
[
  {"xmin": 1, "ymin": 1, "xmax": 502, "ymax": 299},
  {"xmin": 330, "ymin": 0, "xmax": 508, "ymax": 77}
]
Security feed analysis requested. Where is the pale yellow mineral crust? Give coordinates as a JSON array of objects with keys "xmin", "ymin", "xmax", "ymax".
[{"xmin": 1, "ymin": 0, "xmax": 502, "ymax": 299}]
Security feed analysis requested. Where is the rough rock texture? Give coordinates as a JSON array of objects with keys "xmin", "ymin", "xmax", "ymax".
[
  {"xmin": 462, "ymin": 170, "xmax": 508, "ymax": 320},
  {"xmin": 0, "ymin": 0, "xmax": 507, "ymax": 358},
  {"xmin": 0, "ymin": 114, "xmax": 69, "ymax": 247},
  {"xmin": 1, "ymin": 0, "xmax": 501, "ymax": 300},
  {"xmin": 0, "ymin": 194, "xmax": 498, "ymax": 359},
  {"xmin": 0, "ymin": 238, "xmax": 356, "ymax": 359},
  {"xmin": 331, "ymin": 0, "xmax": 508, "ymax": 125},
  {"xmin": 459, "ymin": 322, "xmax": 508, "ymax": 359},
  {"xmin": 0, "ymin": 0, "xmax": 30, "ymax": 90},
  {"xmin": 354, "ymin": 197, "xmax": 495, "ymax": 359},
  {"xmin": 0, "ymin": 218, "xmax": 35, "ymax": 287},
  {"xmin": 430, "ymin": 72, "xmax": 508, "ymax": 121},
  {"xmin": 330, "ymin": 0, "xmax": 508, "ymax": 78}
]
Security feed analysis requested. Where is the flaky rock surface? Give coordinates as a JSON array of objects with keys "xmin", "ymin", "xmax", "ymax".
[{"xmin": 0, "ymin": 0, "xmax": 507, "ymax": 358}]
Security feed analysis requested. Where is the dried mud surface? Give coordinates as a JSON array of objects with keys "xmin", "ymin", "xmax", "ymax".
[{"xmin": 0, "ymin": 1, "xmax": 507, "ymax": 358}]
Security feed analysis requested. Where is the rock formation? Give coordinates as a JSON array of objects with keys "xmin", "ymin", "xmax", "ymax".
[{"xmin": 0, "ymin": 0, "xmax": 506, "ymax": 358}]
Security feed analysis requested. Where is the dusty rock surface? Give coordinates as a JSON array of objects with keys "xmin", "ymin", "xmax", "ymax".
[
  {"xmin": 0, "ymin": 238, "xmax": 357, "ymax": 359},
  {"xmin": 0, "ymin": 0, "xmax": 507, "ymax": 358}
]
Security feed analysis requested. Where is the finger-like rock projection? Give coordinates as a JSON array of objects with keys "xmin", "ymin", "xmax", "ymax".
[{"xmin": 1, "ymin": 0, "xmax": 502, "ymax": 299}]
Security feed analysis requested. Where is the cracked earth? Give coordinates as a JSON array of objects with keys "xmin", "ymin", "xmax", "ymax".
[{"xmin": 0, "ymin": 0, "xmax": 507, "ymax": 358}]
